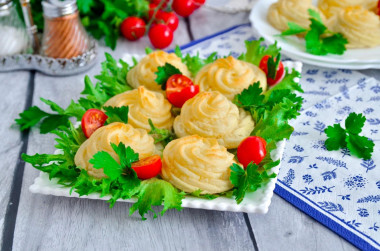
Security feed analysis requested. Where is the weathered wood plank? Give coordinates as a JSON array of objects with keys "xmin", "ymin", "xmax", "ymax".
[
  {"xmin": 0, "ymin": 71, "xmax": 30, "ymax": 247},
  {"xmin": 189, "ymin": 7, "xmax": 359, "ymax": 251},
  {"xmin": 12, "ymin": 20, "xmax": 254, "ymax": 251}
]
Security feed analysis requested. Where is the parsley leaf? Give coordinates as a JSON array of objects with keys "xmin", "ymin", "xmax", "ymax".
[
  {"xmin": 324, "ymin": 112, "xmax": 374, "ymax": 159},
  {"xmin": 15, "ymin": 106, "xmax": 49, "ymax": 131},
  {"xmin": 130, "ymin": 178, "xmax": 185, "ymax": 220},
  {"xmin": 281, "ymin": 8, "xmax": 348, "ymax": 55},
  {"xmin": 148, "ymin": 119, "xmax": 174, "ymax": 146},
  {"xmin": 324, "ymin": 124, "xmax": 346, "ymax": 151},
  {"xmin": 103, "ymin": 106, "xmax": 129, "ymax": 124},
  {"xmin": 155, "ymin": 63, "xmax": 182, "ymax": 90},
  {"xmin": 267, "ymin": 54, "xmax": 281, "ymax": 79},
  {"xmin": 281, "ymin": 22, "xmax": 308, "ymax": 36},
  {"xmin": 230, "ymin": 163, "xmax": 276, "ymax": 204},
  {"xmin": 89, "ymin": 142, "xmax": 139, "ymax": 181},
  {"xmin": 238, "ymin": 38, "xmax": 281, "ymax": 66}
]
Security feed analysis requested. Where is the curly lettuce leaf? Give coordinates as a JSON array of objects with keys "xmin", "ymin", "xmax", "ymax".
[{"xmin": 130, "ymin": 178, "xmax": 185, "ymax": 220}]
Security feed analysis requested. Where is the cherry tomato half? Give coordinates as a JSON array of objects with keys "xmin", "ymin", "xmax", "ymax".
[
  {"xmin": 193, "ymin": 0, "xmax": 205, "ymax": 9},
  {"xmin": 166, "ymin": 74, "xmax": 200, "ymax": 107},
  {"xmin": 156, "ymin": 11, "xmax": 179, "ymax": 31},
  {"xmin": 120, "ymin": 17, "xmax": 146, "ymax": 41},
  {"xmin": 131, "ymin": 155, "xmax": 162, "ymax": 180},
  {"xmin": 172, "ymin": 0, "xmax": 196, "ymax": 17},
  {"xmin": 148, "ymin": 24, "xmax": 173, "ymax": 49},
  {"xmin": 259, "ymin": 55, "xmax": 285, "ymax": 86},
  {"xmin": 237, "ymin": 136, "xmax": 267, "ymax": 168},
  {"xmin": 81, "ymin": 109, "xmax": 108, "ymax": 138}
]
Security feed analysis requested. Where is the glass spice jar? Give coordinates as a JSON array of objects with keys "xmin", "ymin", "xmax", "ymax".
[
  {"xmin": 41, "ymin": 0, "xmax": 90, "ymax": 59},
  {"xmin": 0, "ymin": 0, "xmax": 30, "ymax": 56}
]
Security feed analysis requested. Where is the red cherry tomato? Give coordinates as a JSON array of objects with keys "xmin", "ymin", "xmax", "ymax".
[
  {"xmin": 259, "ymin": 55, "xmax": 285, "ymax": 86},
  {"xmin": 166, "ymin": 74, "xmax": 199, "ymax": 107},
  {"xmin": 237, "ymin": 136, "xmax": 267, "ymax": 168},
  {"xmin": 120, "ymin": 17, "xmax": 146, "ymax": 41},
  {"xmin": 377, "ymin": 0, "xmax": 380, "ymax": 15},
  {"xmin": 172, "ymin": 0, "xmax": 196, "ymax": 17},
  {"xmin": 148, "ymin": 24, "xmax": 173, "ymax": 49},
  {"xmin": 193, "ymin": 0, "xmax": 205, "ymax": 9},
  {"xmin": 131, "ymin": 155, "xmax": 162, "ymax": 180},
  {"xmin": 81, "ymin": 109, "xmax": 108, "ymax": 138},
  {"xmin": 156, "ymin": 11, "xmax": 179, "ymax": 31}
]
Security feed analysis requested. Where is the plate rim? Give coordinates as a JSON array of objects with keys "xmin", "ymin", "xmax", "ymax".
[{"xmin": 250, "ymin": 0, "xmax": 380, "ymax": 65}]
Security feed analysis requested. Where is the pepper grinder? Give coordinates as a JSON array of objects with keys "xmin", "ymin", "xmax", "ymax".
[
  {"xmin": 41, "ymin": 0, "xmax": 90, "ymax": 59},
  {"xmin": 19, "ymin": 0, "xmax": 40, "ymax": 54}
]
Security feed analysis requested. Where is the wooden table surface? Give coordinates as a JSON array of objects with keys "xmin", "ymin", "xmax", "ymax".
[{"xmin": 1, "ymin": 7, "xmax": 379, "ymax": 251}]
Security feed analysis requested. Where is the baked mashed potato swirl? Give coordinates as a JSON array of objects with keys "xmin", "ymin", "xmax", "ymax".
[
  {"xmin": 173, "ymin": 91, "xmax": 254, "ymax": 149},
  {"xmin": 75, "ymin": 123, "xmax": 156, "ymax": 179},
  {"xmin": 194, "ymin": 56, "xmax": 267, "ymax": 100},
  {"xmin": 161, "ymin": 135, "xmax": 235, "ymax": 194},
  {"xmin": 267, "ymin": 0, "xmax": 325, "ymax": 31},
  {"xmin": 104, "ymin": 86, "xmax": 174, "ymax": 131},
  {"xmin": 318, "ymin": 0, "xmax": 377, "ymax": 18},
  {"xmin": 127, "ymin": 51, "xmax": 191, "ymax": 92},
  {"xmin": 328, "ymin": 6, "xmax": 380, "ymax": 48}
]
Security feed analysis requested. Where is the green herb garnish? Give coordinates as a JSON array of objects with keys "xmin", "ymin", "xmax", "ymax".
[
  {"xmin": 324, "ymin": 112, "xmax": 375, "ymax": 160},
  {"xmin": 155, "ymin": 63, "xmax": 182, "ymax": 90},
  {"xmin": 281, "ymin": 9, "xmax": 348, "ymax": 55}
]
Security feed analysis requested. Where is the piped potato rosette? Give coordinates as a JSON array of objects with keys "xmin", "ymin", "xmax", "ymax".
[
  {"xmin": 318, "ymin": 0, "xmax": 377, "ymax": 18},
  {"xmin": 194, "ymin": 56, "xmax": 267, "ymax": 100},
  {"xmin": 328, "ymin": 6, "xmax": 380, "ymax": 48},
  {"xmin": 127, "ymin": 51, "xmax": 191, "ymax": 92},
  {"xmin": 173, "ymin": 91, "xmax": 254, "ymax": 149},
  {"xmin": 104, "ymin": 86, "xmax": 174, "ymax": 131},
  {"xmin": 74, "ymin": 123, "xmax": 156, "ymax": 179},
  {"xmin": 161, "ymin": 135, "xmax": 235, "ymax": 194},
  {"xmin": 267, "ymin": 0, "xmax": 325, "ymax": 31}
]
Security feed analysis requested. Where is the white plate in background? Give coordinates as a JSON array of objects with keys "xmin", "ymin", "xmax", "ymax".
[{"xmin": 250, "ymin": 0, "xmax": 380, "ymax": 67}]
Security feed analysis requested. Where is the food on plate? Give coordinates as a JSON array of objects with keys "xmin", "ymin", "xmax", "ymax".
[
  {"xmin": 173, "ymin": 91, "xmax": 254, "ymax": 149},
  {"xmin": 237, "ymin": 136, "xmax": 267, "ymax": 168},
  {"xmin": 127, "ymin": 51, "xmax": 191, "ymax": 92},
  {"xmin": 104, "ymin": 86, "xmax": 174, "ymax": 131},
  {"xmin": 81, "ymin": 109, "xmax": 108, "ymax": 138},
  {"xmin": 327, "ymin": 6, "xmax": 380, "ymax": 48},
  {"xmin": 318, "ymin": 0, "xmax": 377, "ymax": 17},
  {"xmin": 259, "ymin": 55, "xmax": 285, "ymax": 86},
  {"xmin": 18, "ymin": 38, "xmax": 305, "ymax": 219},
  {"xmin": 267, "ymin": 0, "xmax": 325, "ymax": 31},
  {"xmin": 194, "ymin": 56, "xmax": 267, "ymax": 100},
  {"xmin": 131, "ymin": 155, "xmax": 162, "ymax": 180},
  {"xmin": 74, "ymin": 123, "xmax": 156, "ymax": 179},
  {"xmin": 166, "ymin": 74, "xmax": 200, "ymax": 107},
  {"xmin": 161, "ymin": 135, "xmax": 235, "ymax": 194}
]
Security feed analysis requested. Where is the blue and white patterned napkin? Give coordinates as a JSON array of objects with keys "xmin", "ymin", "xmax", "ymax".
[{"xmin": 177, "ymin": 24, "xmax": 380, "ymax": 250}]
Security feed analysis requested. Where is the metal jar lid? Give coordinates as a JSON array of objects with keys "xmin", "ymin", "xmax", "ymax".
[{"xmin": 42, "ymin": 0, "xmax": 77, "ymax": 18}]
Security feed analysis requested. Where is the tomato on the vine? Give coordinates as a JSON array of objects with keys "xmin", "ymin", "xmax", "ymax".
[
  {"xmin": 81, "ymin": 109, "xmax": 108, "ymax": 138},
  {"xmin": 120, "ymin": 17, "xmax": 146, "ymax": 41},
  {"xmin": 172, "ymin": 0, "xmax": 196, "ymax": 17},
  {"xmin": 148, "ymin": 3, "xmax": 160, "ymax": 20},
  {"xmin": 237, "ymin": 136, "xmax": 267, "ymax": 168},
  {"xmin": 148, "ymin": 24, "xmax": 173, "ymax": 49},
  {"xmin": 131, "ymin": 155, "xmax": 162, "ymax": 180},
  {"xmin": 193, "ymin": 0, "xmax": 205, "ymax": 9},
  {"xmin": 259, "ymin": 55, "xmax": 285, "ymax": 86},
  {"xmin": 156, "ymin": 11, "xmax": 179, "ymax": 31},
  {"xmin": 151, "ymin": 0, "xmax": 170, "ymax": 8},
  {"xmin": 166, "ymin": 74, "xmax": 199, "ymax": 108}
]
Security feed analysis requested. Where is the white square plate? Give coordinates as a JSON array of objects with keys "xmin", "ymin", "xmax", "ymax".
[{"xmin": 29, "ymin": 61, "xmax": 302, "ymax": 214}]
